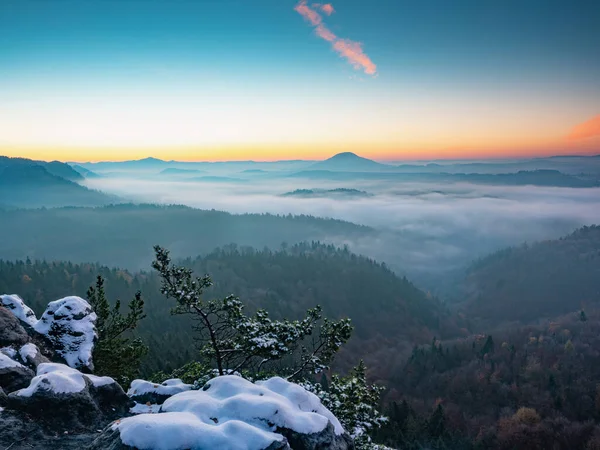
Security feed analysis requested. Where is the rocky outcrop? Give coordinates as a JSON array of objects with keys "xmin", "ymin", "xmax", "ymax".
[
  {"xmin": 0, "ymin": 305, "xmax": 30, "ymax": 347},
  {"xmin": 91, "ymin": 375, "xmax": 354, "ymax": 450},
  {"xmin": 1, "ymin": 295, "xmax": 97, "ymax": 372},
  {"xmin": 0, "ymin": 353, "xmax": 35, "ymax": 393},
  {"xmin": 7, "ymin": 363, "xmax": 131, "ymax": 429}
]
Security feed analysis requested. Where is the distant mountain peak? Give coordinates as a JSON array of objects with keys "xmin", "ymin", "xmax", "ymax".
[
  {"xmin": 310, "ymin": 152, "xmax": 389, "ymax": 172},
  {"xmin": 328, "ymin": 152, "xmax": 362, "ymax": 160}
]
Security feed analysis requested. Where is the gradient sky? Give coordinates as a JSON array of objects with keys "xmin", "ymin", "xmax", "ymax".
[{"xmin": 1, "ymin": 0, "xmax": 599, "ymax": 162}]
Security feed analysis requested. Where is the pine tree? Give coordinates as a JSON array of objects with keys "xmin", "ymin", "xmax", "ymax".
[{"xmin": 87, "ymin": 275, "xmax": 148, "ymax": 385}]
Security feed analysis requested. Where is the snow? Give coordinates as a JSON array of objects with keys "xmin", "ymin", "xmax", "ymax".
[
  {"xmin": 0, "ymin": 352, "xmax": 24, "ymax": 369},
  {"xmin": 19, "ymin": 343, "xmax": 38, "ymax": 361},
  {"xmin": 33, "ymin": 296, "xmax": 97, "ymax": 370},
  {"xmin": 1, "ymin": 294, "xmax": 97, "ymax": 370},
  {"xmin": 115, "ymin": 412, "xmax": 285, "ymax": 450},
  {"xmin": 130, "ymin": 402, "xmax": 162, "ymax": 414},
  {"xmin": 114, "ymin": 375, "xmax": 344, "ymax": 450},
  {"xmin": 128, "ymin": 378, "xmax": 192, "ymax": 398},
  {"xmin": 0, "ymin": 346, "xmax": 17, "ymax": 359},
  {"xmin": 257, "ymin": 376, "xmax": 344, "ymax": 435},
  {"xmin": 1, "ymin": 294, "xmax": 38, "ymax": 327},
  {"xmin": 15, "ymin": 363, "xmax": 116, "ymax": 397}
]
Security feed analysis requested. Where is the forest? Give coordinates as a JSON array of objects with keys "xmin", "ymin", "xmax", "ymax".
[{"xmin": 2, "ymin": 225, "xmax": 600, "ymax": 448}]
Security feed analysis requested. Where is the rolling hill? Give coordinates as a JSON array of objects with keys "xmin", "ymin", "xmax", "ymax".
[
  {"xmin": 0, "ymin": 157, "xmax": 115, "ymax": 208},
  {"xmin": 460, "ymin": 225, "xmax": 600, "ymax": 325}
]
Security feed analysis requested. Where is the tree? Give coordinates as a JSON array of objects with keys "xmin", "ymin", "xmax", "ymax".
[
  {"xmin": 87, "ymin": 275, "xmax": 148, "ymax": 385},
  {"xmin": 302, "ymin": 361, "xmax": 387, "ymax": 450},
  {"xmin": 151, "ymin": 245, "xmax": 353, "ymax": 379}
]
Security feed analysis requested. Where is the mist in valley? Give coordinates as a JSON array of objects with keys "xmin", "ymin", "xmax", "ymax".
[{"xmin": 81, "ymin": 170, "xmax": 600, "ymax": 294}]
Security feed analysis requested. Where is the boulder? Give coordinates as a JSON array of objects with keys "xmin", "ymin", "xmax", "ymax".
[
  {"xmin": 18, "ymin": 343, "xmax": 50, "ymax": 369},
  {"xmin": 90, "ymin": 375, "xmax": 354, "ymax": 450},
  {"xmin": 0, "ymin": 409, "xmax": 100, "ymax": 450},
  {"xmin": 0, "ymin": 353, "xmax": 35, "ymax": 393},
  {"xmin": 7, "ymin": 363, "xmax": 131, "ymax": 430},
  {"xmin": 127, "ymin": 378, "xmax": 192, "ymax": 405},
  {"xmin": 33, "ymin": 297, "xmax": 97, "ymax": 372},
  {"xmin": 0, "ymin": 306, "xmax": 30, "ymax": 347}
]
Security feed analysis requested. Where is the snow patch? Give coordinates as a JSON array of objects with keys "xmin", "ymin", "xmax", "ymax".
[
  {"xmin": 0, "ymin": 352, "xmax": 24, "ymax": 369},
  {"xmin": 1, "ymin": 294, "xmax": 38, "ymax": 327},
  {"xmin": 19, "ymin": 343, "xmax": 38, "ymax": 361},
  {"xmin": 115, "ymin": 411, "xmax": 284, "ymax": 450},
  {"xmin": 0, "ymin": 346, "xmax": 17, "ymax": 359},
  {"xmin": 130, "ymin": 402, "xmax": 162, "ymax": 414},
  {"xmin": 114, "ymin": 375, "xmax": 344, "ymax": 450},
  {"xmin": 128, "ymin": 378, "xmax": 192, "ymax": 398},
  {"xmin": 15, "ymin": 363, "xmax": 116, "ymax": 397}
]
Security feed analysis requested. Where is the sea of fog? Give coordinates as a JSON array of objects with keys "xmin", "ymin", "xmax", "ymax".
[{"xmin": 83, "ymin": 175, "xmax": 600, "ymax": 293}]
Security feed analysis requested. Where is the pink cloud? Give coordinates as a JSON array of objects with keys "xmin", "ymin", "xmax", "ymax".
[
  {"xmin": 315, "ymin": 24, "xmax": 336, "ymax": 42},
  {"xmin": 333, "ymin": 39, "xmax": 377, "ymax": 75},
  {"xmin": 294, "ymin": 1, "xmax": 377, "ymax": 76},
  {"xmin": 568, "ymin": 114, "xmax": 600, "ymax": 141},
  {"xmin": 320, "ymin": 3, "xmax": 335, "ymax": 15},
  {"xmin": 295, "ymin": 1, "xmax": 322, "ymax": 26}
]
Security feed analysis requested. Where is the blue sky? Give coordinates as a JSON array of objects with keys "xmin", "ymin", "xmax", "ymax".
[{"xmin": 1, "ymin": 0, "xmax": 599, "ymax": 161}]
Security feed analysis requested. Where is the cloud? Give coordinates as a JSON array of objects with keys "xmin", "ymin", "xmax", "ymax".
[
  {"xmin": 315, "ymin": 24, "xmax": 336, "ymax": 42},
  {"xmin": 294, "ymin": 1, "xmax": 377, "ymax": 76},
  {"xmin": 568, "ymin": 114, "xmax": 600, "ymax": 141},
  {"xmin": 313, "ymin": 3, "xmax": 335, "ymax": 16},
  {"xmin": 295, "ymin": 1, "xmax": 322, "ymax": 26},
  {"xmin": 333, "ymin": 39, "xmax": 377, "ymax": 75}
]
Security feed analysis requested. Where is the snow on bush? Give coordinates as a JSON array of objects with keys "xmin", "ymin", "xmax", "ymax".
[
  {"xmin": 128, "ymin": 378, "xmax": 192, "ymax": 399},
  {"xmin": 1, "ymin": 294, "xmax": 97, "ymax": 370},
  {"xmin": 1, "ymin": 294, "xmax": 38, "ymax": 327},
  {"xmin": 113, "ymin": 375, "xmax": 344, "ymax": 450},
  {"xmin": 15, "ymin": 363, "xmax": 115, "ymax": 397}
]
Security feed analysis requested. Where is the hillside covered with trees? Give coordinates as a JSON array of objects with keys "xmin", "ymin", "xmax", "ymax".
[
  {"xmin": 0, "ymin": 242, "xmax": 462, "ymax": 380},
  {"xmin": 460, "ymin": 225, "xmax": 600, "ymax": 326}
]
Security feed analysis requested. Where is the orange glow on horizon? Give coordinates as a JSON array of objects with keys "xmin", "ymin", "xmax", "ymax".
[{"xmin": 2, "ymin": 138, "xmax": 598, "ymax": 163}]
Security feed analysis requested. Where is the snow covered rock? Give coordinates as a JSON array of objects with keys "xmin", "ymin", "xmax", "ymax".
[
  {"xmin": 18, "ymin": 343, "xmax": 49, "ymax": 369},
  {"xmin": 127, "ymin": 378, "xmax": 192, "ymax": 405},
  {"xmin": 91, "ymin": 375, "xmax": 354, "ymax": 450},
  {"xmin": 0, "ymin": 352, "xmax": 35, "ymax": 393},
  {"xmin": 34, "ymin": 296, "xmax": 97, "ymax": 371},
  {"xmin": 1, "ymin": 295, "xmax": 38, "ymax": 328},
  {"xmin": 0, "ymin": 304, "xmax": 31, "ymax": 348},
  {"xmin": 7, "ymin": 363, "xmax": 131, "ymax": 429},
  {"xmin": 1, "ymin": 294, "xmax": 98, "ymax": 371}
]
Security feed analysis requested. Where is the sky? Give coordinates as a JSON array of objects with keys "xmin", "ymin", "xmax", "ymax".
[{"xmin": 1, "ymin": 0, "xmax": 599, "ymax": 162}]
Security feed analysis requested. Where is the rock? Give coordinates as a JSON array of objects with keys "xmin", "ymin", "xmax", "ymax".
[
  {"xmin": 0, "ymin": 409, "xmax": 100, "ymax": 450},
  {"xmin": 0, "ymin": 306, "xmax": 30, "ymax": 347},
  {"xmin": 0, "ymin": 353, "xmax": 35, "ymax": 393},
  {"xmin": 34, "ymin": 297, "xmax": 97, "ymax": 372},
  {"xmin": 0, "ymin": 295, "xmax": 38, "ymax": 328},
  {"xmin": 7, "ymin": 363, "xmax": 131, "ymax": 430},
  {"xmin": 0, "ymin": 387, "xmax": 7, "ymax": 406},
  {"xmin": 18, "ymin": 343, "xmax": 50, "ymax": 369},
  {"xmin": 279, "ymin": 422, "xmax": 355, "ymax": 450},
  {"xmin": 127, "ymin": 378, "xmax": 192, "ymax": 405},
  {"xmin": 91, "ymin": 375, "xmax": 354, "ymax": 450}
]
